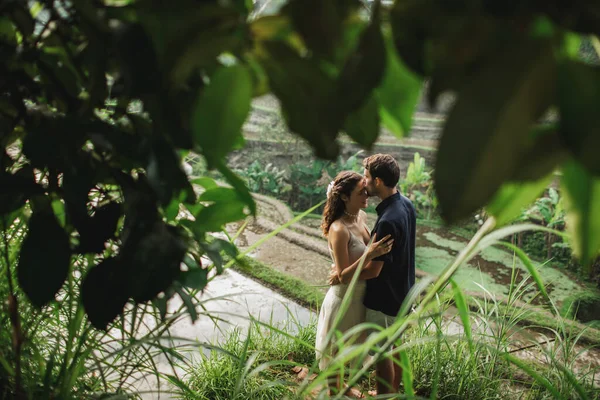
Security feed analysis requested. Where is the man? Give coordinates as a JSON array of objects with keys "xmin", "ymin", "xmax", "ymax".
[{"xmin": 330, "ymin": 153, "xmax": 416, "ymax": 395}]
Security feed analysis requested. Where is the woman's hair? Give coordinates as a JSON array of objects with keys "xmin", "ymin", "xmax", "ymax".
[{"xmin": 321, "ymin": 171, "xmax": 363, "ymax": 236}]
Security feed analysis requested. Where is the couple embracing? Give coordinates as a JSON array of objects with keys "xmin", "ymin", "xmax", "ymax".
[{"xmin": 315, "ymin": 154, "xmax": 416, "ymax": 397}]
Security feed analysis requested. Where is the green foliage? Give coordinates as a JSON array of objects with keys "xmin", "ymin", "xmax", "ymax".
[
  {"xmin": 561, "ymin": 290, "xmax": 600, "ymax": 322},
  {"xmin": 408, "ymin": 334, "xmax": 506, "ymax": 399},
  {"xmin": 527, "ymin": 188, "xmax": 565, "ymax": 228},
  {"xmin": 237, "ymin": 161, "xmax": 288, "ymax": 196},
  {"xmin": 401, "ymin": 152, "xmax": 438, "ymax": 219},
  {"xmin": 402, "ymin": 152, "xmax": 430, "ymax": 191},
  {"xmin": 3, "ymin": 0, "xmax": 600, "ymax": 397},
  {"xmin": 182, "ymin": 321, "xmax": 317, "ymax": 400},
  {"xmin": 237, "ymin": 152, "xmax": 364, "ymax": 212},
  {"xmin": 0, "ymin": 213, "xmax": 216, "ymax": 399}
]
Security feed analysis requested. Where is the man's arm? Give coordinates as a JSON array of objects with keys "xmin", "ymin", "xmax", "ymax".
[{"xmin": 334, "ymin": 221, "xmax": 395, "ymax": 284}]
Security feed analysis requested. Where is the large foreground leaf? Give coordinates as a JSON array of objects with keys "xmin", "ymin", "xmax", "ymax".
[
  {"xmin": 434, "ymin": 39, "xmax": 556, "ymax": 223},
  {"xmin": 336, "ymin": 2, "xmax": 385, "ymax": 116},
  {"xmin": 375, "ymin": 30, "xmax": 422, "ymax": 138},
  {"xmin": 561, "ymin": 160, "xmax": 600, "ymax": 268},
  {"xmin": 486, "ymin": 174, "xmax": 553, "ymax": 227},
  {"xmin": 557, "ymin": 60, "xmax": 600, "ymax": 176},
  {"xmin": 282, "ymin": 0, "xmax": 344, "ymax": 61},
  {"xmin": 18, "ymin": 208, "xmax": 71, "ymax": 308},
  {"xmin": 260, "ymin": 41, "xmax": 340, "ymax": 159},
  {"xmin": 344, "ymin": 95, "xmax": 380, "ymax": 149},
  {"xmin": 191, "ymin": 64, "xmax": 253, "ymax": 168},
  {"xmin": 82, "ymin": 257, "xmax": 130, "ymax": 330}
]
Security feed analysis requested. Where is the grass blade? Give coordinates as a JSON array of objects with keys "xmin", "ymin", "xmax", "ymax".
[{"xmin": 450, "ymin": 279, "xmax": 473, "ymax": 353}]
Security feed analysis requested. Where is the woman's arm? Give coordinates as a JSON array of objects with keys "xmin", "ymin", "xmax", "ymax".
[
  {"xmin": 336, "ymin": 237, "xmax": 387, "ymax": 283},
  {"xmin": 331, "ymin": 235, "xmax": 393, "ymax": 284}
]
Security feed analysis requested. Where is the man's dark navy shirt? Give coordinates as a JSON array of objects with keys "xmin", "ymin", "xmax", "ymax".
[{"xmin": 364, "ymin": 192, "xmax": 416, "ymax": 317}]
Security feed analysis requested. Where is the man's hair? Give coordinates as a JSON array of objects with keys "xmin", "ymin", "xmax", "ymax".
[{"xmin": 363, "ymin": 154, "xmax": 400, "ymax": 188}]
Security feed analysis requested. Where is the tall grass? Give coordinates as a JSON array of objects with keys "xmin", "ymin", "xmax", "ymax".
[
  {"xmin": 0, "ymin": 212, "xmax": 220, "ymax": 399},
  {"xmin": 176, "ymin": 219, "xmax": 600, "ymax": 400},
  {"xmin": 4, "ymin": 198, "xmax": 600, "ymax": 399},
  {"xmin": 180, "ymin": 319, "xmax": 317, "ymax": 400}
]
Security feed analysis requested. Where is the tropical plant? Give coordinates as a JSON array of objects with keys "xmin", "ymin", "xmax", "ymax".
[
  {"xmin": 237, "ymin": 160, "xmax": 288, "ymax": 196},
  {"xmin": 0, "ymin": 210, "xmax": 209, "ymax": 399},
  {"xmin": 400, "ymin": 152, "xmax": 438, "ymax": 219},
  {"xmin": 519, "ymin": 188, "xmax": 568, "ymax": 260},
  {"xmin": 327, "ymin": 151, "xmax": 365, "ymax": 176},
  {"xmin": 401, "ymin": 152, "xmax": 431, "ymax": 193}
]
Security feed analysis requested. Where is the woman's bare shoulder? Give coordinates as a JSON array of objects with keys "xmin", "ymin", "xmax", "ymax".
[{"xmin": 329, "ymin": 219, "xmax": 346, "ymax": 234}]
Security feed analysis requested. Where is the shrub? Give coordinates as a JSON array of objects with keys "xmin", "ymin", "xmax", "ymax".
[
  {"xmin": 561, "ymin": 291, "xmax": 600, "ymax": 322},
  {"xmin": 182, "ymin": 321, "xmax": 317, "ymax": 400}
]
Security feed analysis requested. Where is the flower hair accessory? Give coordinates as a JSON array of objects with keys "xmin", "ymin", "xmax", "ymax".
[{"xmin": 326, "ymin": 180, "xmax": 335, "ymax": 199}]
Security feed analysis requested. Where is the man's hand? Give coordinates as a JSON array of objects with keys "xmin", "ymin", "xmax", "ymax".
[{"xmin": 328, "ymin": 264, "xmax": 340, "ymax": 285}]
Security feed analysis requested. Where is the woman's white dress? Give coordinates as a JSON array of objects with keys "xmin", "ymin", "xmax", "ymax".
[{"xmin": 315, "ymin": 229, "xmax": 367, "ymax": 371}]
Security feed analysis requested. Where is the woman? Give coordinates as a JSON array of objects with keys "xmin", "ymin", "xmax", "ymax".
[{"xmin": 315, "ymin": 171, "xmax": 393, "ymax": 396}]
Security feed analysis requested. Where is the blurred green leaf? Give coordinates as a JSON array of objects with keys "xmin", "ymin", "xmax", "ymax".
[
  {"xmin": 487, "ymin": 175, "xmax": 553, "ymax": 227},
  {"xmin": 194, "ymin": 202, "xmax": 247, "ymax": 233},
  {"xmin": 138, "ymin": 1, "xmax": 242, "ymax": 83},
  {"xmin": 0, "ymin": 167, "xmax": 41, "ymax": 215},
  {"xmin": 199, "ymin": 187, "xmax": 241, "ymax": 203},
  {"xmin": 250, "ymin": 15, "xmax": 297, "ymax": 46},
  {"xmin": 260, "ymin": 41, "xmax": 340, "ymax": 159},
  {"xmin": 125, "ymin": 223, "xmax": 189, "ymax": 304},
  {"xmin": 435, "ymin": 40, "xmax": 556, "ymax": 223},
  {"xmin": 344, "ymin": 95, "xmax": 379, "ymax": 148},
  {"xmin": 509, "ymin": 125, "xmax": 568, "ymax": 181},
  {"xmin": 399, "ymin": 350, "xmax": 415, "ymax": 398},
  {"xmin": 201, "ymin": 238, "xmax": 238, "ymax": 274},
  {"xmin": 0, "ymin": 17, "xmax": 17, "ymax": 45},
  {"xmin": 179, "ymin": 268, "xmax": 208, "ymax": 290},
  {"xmin": 389, "ymin": 0, "xmax": 430, "ymax": 76},
  {"xmin": 147, "ymin": 139, "xmax": 196, "ymax": 205},
  {"xmin": 152, "ymin": 296, "xmax": 168, "ymax": 321},
  {"xmin": 376, "ymin": 29, "xmax": 422, "ymax": 138},
  {"xmin": 558, "ymin": 60, "xmax": 600, "ymax": 176},
  {"xmin": 336, "ymin": 2, "xmax": 385, "ymax": 114},
  {"xmin": 9, "ymin": 5, "xmax": 34, "ymax": 37},
  {"xmin": 191, "ymin": 177, "xmax": 219, "ymax": 190},
  {"xmin": 82, "ymin": 257, "xmax": 130, "ymax": 330},
  {"xmin": 216, "ymin": 162, "xmax": 256, "ymax": 215},
  {"xmin": 561, "ymin": 160, "xmax": 600, "ymax": 268},
  {"xmin": 18, "ymin": 207, "xmax": 71, "ymax": 308},
  {"xmin": 283, "ymin": 0, "xmax": 344, "ymax": 61},
  {"xmin": 175, "ymin": 286, "xmax": 198, "ymax": 322},
  {"xmin": 167, "ymin": 19, "xmax": 244, "ymax": 87},
  {"xmin": 450, "ymin": 279, "xmax": 473, "ymax": 352},
  {"xmin": 77, "ymin": 202, "xmax": 122, "ymax": 254},
  {"xmin": 191, "ymin": 64, "xmax": 252, "ymax": 167}
]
